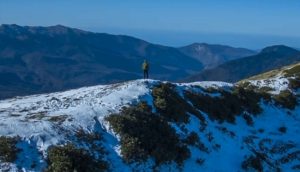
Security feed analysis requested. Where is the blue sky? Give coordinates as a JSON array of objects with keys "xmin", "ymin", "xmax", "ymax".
[{"xmin": 0, "ymin": 0, "xmax": 300, "ymax": 49}]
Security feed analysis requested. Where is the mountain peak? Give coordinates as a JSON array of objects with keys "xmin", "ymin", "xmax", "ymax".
[
  {"xmin": 179, "ymin": 43, "xmax": 256, "ymax": 69},
  {"xmin": 46, "ymin": 24, "xmax": 89, "ymax": 34},
  {"xmin": 261, "ymin": 45, "xmax": 299, "ymax": 55},
  {"xmin": 0, "ymin": 24, "xmax": 24, "ymax": 33},
  {"xmin": 188, "ymin": 42, "xmax": 209, "ymax": 47},
  {"xmin": 0, "ymin": 24, "xmax": 22, "ymax": 28},
  {"xmin": 0, "ymin": 24, "xmax": 88, "ymax": 35}
]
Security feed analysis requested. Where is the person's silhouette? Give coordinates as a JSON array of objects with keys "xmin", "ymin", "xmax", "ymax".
[{"xmin": 142, "ymin": 60, "xmax": 149, "ymax": 79}]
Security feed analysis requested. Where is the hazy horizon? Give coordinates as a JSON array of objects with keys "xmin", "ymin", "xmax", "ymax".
[{"xmin": 1, "ymin": 0, "xmax": 300, "ymax": 49}]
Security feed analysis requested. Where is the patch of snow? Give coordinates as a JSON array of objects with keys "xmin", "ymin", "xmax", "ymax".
[{"xmin": 248, "ymin": 76, "xmax": 290, "ymax": 94}]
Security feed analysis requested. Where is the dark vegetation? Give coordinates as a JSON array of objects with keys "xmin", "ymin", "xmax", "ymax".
[
  {"xmin": 152, "ymin": 83, "xmax": 204, "ymax": 123},
  {"xmin": 184, "ymin": 131, "xmax": 209, "ymax": 153},
  {"xmin": 104, "ymin": 82, "xmax": 299, "ymax": 168},
  {"xmin": 47, "ymin": 115, "xmax": 69, "ymax": 124},
  {"xmin": 74, "ymin": 129, "xmax": 107, "ymax": 160},
  {"xmin": 184, "ymin": 132, "xmax": 200, "ymax": 146},
  {"xmin": 242, "ymin": 155, "xmax": 264, "ymax": 172},
  {"xmin": 239, "ymin": 82, "xmax": 298, "ymax": 110},
  {"xmin": 0, "ymin": 136, "xmax": 19, "ymax": 162},
  {"xmin": 243, "ymin": 113, "xmax": 254, "ymax": 126},
  {"xmin": 284, "ymin": 64, "xmax": 300, "ymax": 78},
  {"xmin": 105, "ymin": 102, "xmax": 190, "ymax": 166},
  {"xmin": 273, "ymin": 90, "xmax": 298, "ymax": 110},
  {"xmin": 280, "ymin": 151, "xmax": 300, "ymax": 164},
  {"xmin": 185, "ymin": 86, "xmax": 265, "ymax": 123},
  {"xmin": 288, "ymin": 79, "xmax": 300, "ymax": 90},
  {"xmin": 285, "ymin": 64, "xmax": 300, "ymax": 90},
  {"xmin": 195, "ymin": 158, "xmax": 205, "ymax": 165},
  {"xmin": 46, "ymin": 144, "xmax": 108, "ymax": 172},
  {"xmin": 278, "ymin": 126, "xmax": 287, "ymax": 133}
]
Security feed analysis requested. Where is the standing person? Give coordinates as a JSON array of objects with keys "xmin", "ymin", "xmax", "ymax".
[{"xmin": 142, "ymin": 59, "xmax": 149, "ymax": 79}]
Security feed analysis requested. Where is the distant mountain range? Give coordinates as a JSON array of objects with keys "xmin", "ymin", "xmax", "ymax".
[
  {"xmin": 179, "ymin": 43, "xmax": 256, "ymax": 69},
  {"xmin": 185, "ymin": 45, "xmax": 300, "ymax": 82},
  {"xmin": 1, "ymin": 24, "xmax": 300, "ymax": 99},
  {"xmin": 0, "ymin": 24, "xmax": 205, "ymax": 99}
]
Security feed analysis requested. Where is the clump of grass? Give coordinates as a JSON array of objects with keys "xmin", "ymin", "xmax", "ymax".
[
  {"xmin": 75, "ymin": 129, "xmax": 106, "ymax": 157},
  {"xmin": 292, "ymin": 164, "xmax": 300, "ymax": 170},
  {"xmin": 76, "ymin": 129, "xmax": 102, "ymax": 143},
  {"xmin": 0, "ymin": 136, "xmax": 20, "ymax": 162},
  {"xmin": 279, "ymin": 151, "xmax": 300, "ymax": 164},
  {"xmin": 185, "ymin": 90, "xmax": 238, "ymax": 123},
  {"xmin": 26, "ymin": 111, "xmax": 47, "ymax": 120},
  {"xmin": 184, "ymin": 132, "xmax": 200, "ymax": 146},
  {"xmin": 47, "ymin": 115, "xmax": 69, "ymax": 124},
  {"xmin": 241, "ymin": 155, "xmax": 264, "ymax": 172},
  {"xmin": 243, "ymin": 113, "xmax": 254, "ymax": 126},
  {"xmin": 195, "ymin": 158, "xmax": 205, "ymax": 165},
  {"xmin": 273, "ymin": 90, "xmax": 298, "ymax": 110},
  {"xmin": 288, "ymin": 78, "xmax": 300, "ymax": 90},
  {"xmin": 185, "ymin": 86, "xmax": 265, "ymax": 123},
  {"xmin": 284, "ymin": 64, "xmax": 300, "ymax": 78},
  {"xmin": 184, "ymin": 131, "xmax": 208, "ymax": 153},
  {"xmin": 46, "ymin": 144, "xmax": 108, "ymax": 172},
  {"xmin": 278, "ymin": 126, "xmax": 287, "ymax": 133},
  {"xmin": 232, "ymin": 87, "xmax": 264, "ymax": 115},
  {"xmin": 152, "ymin": 83, "xmax": 204, "ymax": 123}
]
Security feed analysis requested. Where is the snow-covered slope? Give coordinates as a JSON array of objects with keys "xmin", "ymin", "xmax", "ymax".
[
  {"xmin": 0, "ymin": 80, "xmax": 155, "ymax": 171},
  {"xmin": 0, "ymin": 76, "xmax": 300, "ymax": 171}
]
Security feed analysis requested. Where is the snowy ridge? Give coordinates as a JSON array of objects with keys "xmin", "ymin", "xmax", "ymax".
[
  {"xmin": 0, "ymin": 79, "xmax": 300, "ymax": 171},
  {"xmin": 241, "ymin": 62, "xmax": 300, "ymax": 94}
]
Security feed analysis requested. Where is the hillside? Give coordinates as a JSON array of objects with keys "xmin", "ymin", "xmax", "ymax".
[
  {"xmin": 0, "ymin": 24, "xmax": 203, "ymax": 99},
  {"xmin": 242, "ymin": 62, "xmax": 300, "ymax": 81},
  {"xmin": 0, "ymin": 63, "xmax": 300, "ymax": 171},
  {"xmin": 179, "ymin": 43, "xmax": 256, "ymax": 69},
  {"xmin": 186, "ymin": 45, "xmax": 300, "ymax": 82}
]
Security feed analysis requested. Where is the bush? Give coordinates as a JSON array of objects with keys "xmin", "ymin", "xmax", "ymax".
[
  {"xmin": 273, "ymin": 90, "xmax": 298, "ymax": 109},
  {"xmin": 105, "ymin": 103, "xmax": 190, "ymax": 166},
  {"xmin": 242, "ymin": 155, "xmax": 263, "ymax": 172},
  {"xmin": 47, "ymin": 115, "xmax": 68, "ymax": 124},
  {"xmin": 232, "ymin": 87, "xmax": 264, "ymax": 115},
  {"xmin": 288, "ymin": 78, "xmax": 300, "ymax": 90},
  {"xmin": 0, "ymin": 136, "xmax": 19, "ymax": 162},
  {"xmin": 152, "ymin": 83, "xmax": 203, "ymax": 123},
  {"xmin": 186, "ymin": 85, "xmax": 269, "ymax": 123},
  {"xmin": 284, "ymin": 64, "xmax": 300, "ymax": 78},
  {"xmin": 46, "ymin": 144, "xmax": 108, "ymax": 172},
  {"xmin": 292, "ymin": 164, "xmax": 300, "ymax": 170},
  {"xmin": 278, "ymin": 126, "xmax": 287, "ymax": 133},
  {"xmin": 195, "ymin": 158, "xmax": 205, "ymax": 165},
  {"xmin": 279, "ymin": 151, "xmax": 300, "ymax": 164},
  {"xmin": 75, "ymin": 129, "xmax": 106, "ymax": 157},
  {"xmin": 184, "ymin": 132, "xmax": 200, "ymax": 146},
  {"xmin": 243, "ymin": 113, "xmax": 254, "ymax": 126},
  {"xmin": 185, "ymin": 91, "xmax": 237, "ymax": 123}
]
